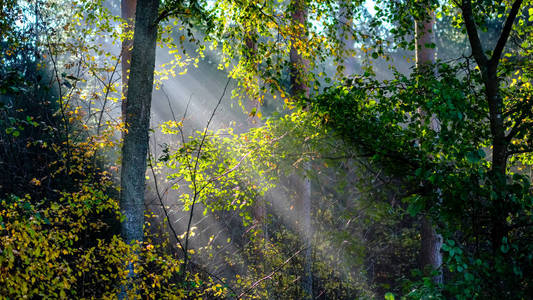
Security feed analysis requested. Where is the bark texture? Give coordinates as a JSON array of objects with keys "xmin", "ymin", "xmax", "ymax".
[
  {"xmin": 421, "ymin": 217, "xmax": 443, "ymax": 283},
  {"xmin": 120, "ymin": 0, "xmax": 160, "ymax": 244},
  {"xmin": 121, "ymin": 0, "xmax": 137, "ymax": 121},
  {"xmin": 415, "ymin": 12, "xmax": 436, "ymax": 66}
]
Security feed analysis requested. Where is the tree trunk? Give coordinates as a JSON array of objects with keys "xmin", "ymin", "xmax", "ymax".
[
  {"xmin": 421, "ymin": 217, "xmax": 443, "ymax": 284},
  {"xmin": 460, "ymin": 0, "xmax": 523, "ymax": 255},
  {"xmin": 120, "ymin": 0, "xmax": 160, "ymax": 244},
  {"xmin": 415, "ymin": 9, "xmax": 443, "ymax": 284},
  {"xmin": 121, "ymin": 0, "xmax": 137, "ymax": 122},
  {"xmin": 485, "ymin": 74, "xmax": 507, "ymax": 253},
  {"xmin": 290, "ymin": 0, "xmax": 312, "ymax": 298},
  {"xmin": 415, "ymin": 12, "xmax": 436, "ymax": 67}
]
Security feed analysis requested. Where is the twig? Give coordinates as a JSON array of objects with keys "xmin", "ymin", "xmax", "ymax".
[
  {"xmin": 184, "ymin": 77, "xmax": 231, "ymax": 271},
  {"xmin": 148, "ymin": 153, "xmax": 186, "ymax": 254},
  {"xmin": 237, "ymin": 247, "xmax": 305, "ymax": 299}
]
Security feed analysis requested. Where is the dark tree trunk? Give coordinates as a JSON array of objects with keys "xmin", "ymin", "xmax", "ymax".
[
  {"xmin": 461, "ymin": 0, "xmax": 523, "ymax": 251},
  {"xmin": 484, "ymin": 74, "xmax": 508, "ymax": 252},
  {"xmin": 120, "ymin": 0, "xmax": 160, "ymax": 244}
]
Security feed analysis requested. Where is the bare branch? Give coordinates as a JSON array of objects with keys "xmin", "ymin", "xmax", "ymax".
[
  {"xmin": 183, "ymin": 77, "xmax": 231, "ymax": 271},
  {"xmin": 147, "ymin": 154, "xmax": 186, "ymax": 254},
  {"xmin": 237, "ymin": 247, "xmax": 305, "ymax": 298}
]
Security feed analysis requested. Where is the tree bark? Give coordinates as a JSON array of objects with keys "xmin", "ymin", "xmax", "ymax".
[
  {"xmin": 121, "ymin": 0, "xmax": 137, "ymax": 122},
  {"xmin": 415, "ymin": 8, "xmax": 443, "ymax": 284},
  {"xmin": 415, "ymin": 12, "xmax": 436, "ymax": 67},
  {"xmin": 120, "ymin": 0, "xmax": 160, "ymax": 244},
  {"xmin": 421, "ymin": 217, "xmax": 443, "ymax": 284},
  {"xmin": 289, "ymin": 0, "xmax": 313, "ymax": 298}
]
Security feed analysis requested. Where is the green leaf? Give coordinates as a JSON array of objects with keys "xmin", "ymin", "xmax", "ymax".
[
  {"xmin": 500, "ymin": 243, "xmax": 509, "ymax": 254},
  {"xmin": 466, "ymin": 150, "xmax": 481, "ymax": 163}
]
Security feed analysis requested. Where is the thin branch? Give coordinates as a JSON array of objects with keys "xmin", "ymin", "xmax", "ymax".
[
  {"xmin": 507, "ymin": 148, "xmax": 533, "ymax": 156},
  {"xmin": 506, "ymin": 117, "xmax": 531, "ymax": 142},
  {"xmin": 237, "ymin": 247, "xmax": 305, "ymax": 299},
  {"xmin": 184, "ymin": 77, "xmax": 231, "ymax": 271},
  {"xmin": 97, "ymin": 53, "xmax": 122, "ymax": 135},
  {"xmin": 188, "ymin": 260, "xmax": 239, "ymax": 297},
  {"xmin": 148, "ymin": 153, "xmax": 186, "ymax": 255},
  {"xmin": 47, "ymin": 41, "xmax": 70, "ymax": 173}
]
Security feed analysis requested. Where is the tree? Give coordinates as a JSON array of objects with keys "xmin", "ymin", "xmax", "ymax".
[
  {"xmin": 120, "ymin": 0, "xmax": 160, "ymax": 244},
  {"xmin": 307, "ymin": 0, "xmax": 532, "ymax": 296},
  {"xmin": 460, "ymin": 0, "xmax": 526, "ymax": 251}
]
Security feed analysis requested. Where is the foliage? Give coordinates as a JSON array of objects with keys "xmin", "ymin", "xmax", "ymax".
[
  {"xmin": 2, "ymin": 0, "xmax": 532, "ymax": 298},
  {"xmin": 0, "ymin": 187, "xmax": 232, "ymax": 299},
  {"xmin": 0, "ymin": 1, "xmax": 226, "ymax": 298},
  {"xmin": 309, "ymin": 60, "xmax": 533, "ymax": 298}
]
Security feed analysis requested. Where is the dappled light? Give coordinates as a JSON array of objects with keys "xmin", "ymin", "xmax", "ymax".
[{"xmin": 1, "ymin": 0, "xmax": 532, "ymax": 299}]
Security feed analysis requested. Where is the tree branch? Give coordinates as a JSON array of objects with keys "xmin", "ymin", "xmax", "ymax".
[
  {"xmin": 507, "ymin": 147, "xmax": 533, "ymax": 156},
  {"xmin": 460, "ymin": 0, "xmax": 488, "ymax": 69},
  {"xmin": 237, "ymin": 247, "xmax": 305, "ymax": 298},
  {"xmin": 147, "ymin": 154, "xmax": 187, "ymax": 255},
  {"xmin": 506, "ymin": 118, "xmax": 531, "ymax": 142},
  {"xmin": 489, "ymin": 0, "xmax": 524, "ymax": 68}
]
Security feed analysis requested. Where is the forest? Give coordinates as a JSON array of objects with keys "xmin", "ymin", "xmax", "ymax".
[{"xmin": 0, "ymin": 0, "xmax": 532, "ymax": 299}]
